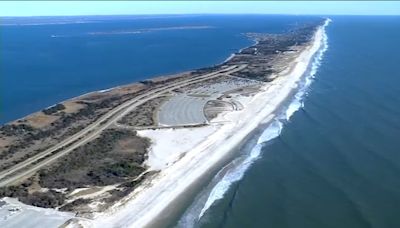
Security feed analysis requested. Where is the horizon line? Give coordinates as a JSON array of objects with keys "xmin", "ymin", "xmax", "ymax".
[{"xmin": 1, "ymin": 13, "xmax": 400, "ymax": 18}]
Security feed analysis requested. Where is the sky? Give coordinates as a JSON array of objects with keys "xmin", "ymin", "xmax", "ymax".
[{"xmin": 0, "ymin": 1, "xmax": 399, "ymax": 17}]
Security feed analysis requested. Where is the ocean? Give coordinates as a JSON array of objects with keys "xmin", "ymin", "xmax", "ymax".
[
  {"xmin": 176, "ymin": 16, "xmax": 400, "ymax": 228},
  {"xmin": 2, "ymin": 15, "xmax": 400, "ymax": 228},
  {"xmin": 0, "ymin": 15, "xmax": 316, "ymax": 124}
]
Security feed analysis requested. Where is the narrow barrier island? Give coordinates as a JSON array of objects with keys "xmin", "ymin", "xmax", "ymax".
[{"xmin": 0, "ymin": 18, "xmax": 328, "ymax": 227}]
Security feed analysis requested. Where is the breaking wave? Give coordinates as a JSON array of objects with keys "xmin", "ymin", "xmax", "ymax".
[
  {"xmin": 177, "ymin": 19, "xmax": 331, "ymax": 227},
  {"xmin": 198, "ymin": 142, "xmax": 263, "ymax": 219}
]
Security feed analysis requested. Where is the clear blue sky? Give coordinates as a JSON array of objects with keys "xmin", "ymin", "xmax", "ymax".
[{"xmin": 0, "ymin": 1, "xmax": 399, "ymax": 17}]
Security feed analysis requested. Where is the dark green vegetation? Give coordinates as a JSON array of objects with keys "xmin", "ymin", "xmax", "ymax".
[
  {"xmin": 118, "ymin": 96, "xmax": 168, "ymax": 127},
  {"xmin": 229, "ymin": 22, "xmax": 323, "ymax": 81},
  {"xmin": 0, "ymin": 178, "xmax": 65, "ymax": 208},
  {"xmin": 39, "ymin": 129, "xmax": 149, "ymax": 188},
  {"xmin": 0, "ymin": 91, "xmax": 142, "ymax": 172},
  {"xmin": 0, "ymin": 129, "xmax": 150, "ymax": 210},
  {"xmin": 0, "ymin": 71, "xmax": 194, "ymax": 174}
]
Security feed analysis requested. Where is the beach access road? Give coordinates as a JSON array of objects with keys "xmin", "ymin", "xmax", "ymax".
[{"xmin": 0, "ymin": 64, "xmax": 247, "ymax": 187}]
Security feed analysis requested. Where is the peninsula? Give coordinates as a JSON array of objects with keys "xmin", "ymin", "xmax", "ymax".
[{"xmin": 0, "ymin": 18, "xmax": 329, "ymax": 227}]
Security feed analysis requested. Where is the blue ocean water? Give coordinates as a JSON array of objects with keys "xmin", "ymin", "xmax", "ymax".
[
  {"xmin": 177, "ymin": 16, "xmax": 400, "ymax": 228},
  {"xmin": 0, "ymin": 15, "xmax": 317, "ymax": 124}
]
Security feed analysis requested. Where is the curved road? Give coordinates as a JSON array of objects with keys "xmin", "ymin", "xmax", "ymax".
[{"xmin": 0, "ymin": 64, "xmax": 247, "ymax": 187}]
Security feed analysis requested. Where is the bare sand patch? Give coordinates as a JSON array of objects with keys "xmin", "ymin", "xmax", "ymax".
[
  {"xmin": 23, "ymin": 112, "xmax": 60, "ymax": 128},
  {"xmin": 62, "ymin": 101, "xmax": 85, "ymax": 114},
  {"xmin": 137, "ymin": 126, "xmax": 218, "ymax": 170}
]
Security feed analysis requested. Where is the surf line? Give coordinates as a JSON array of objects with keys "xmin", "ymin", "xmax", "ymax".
[{"xmin": 196, "ymin": 19, "xmax": 331, "ymax": 221}]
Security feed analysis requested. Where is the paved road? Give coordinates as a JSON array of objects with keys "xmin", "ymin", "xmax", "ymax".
[{"xmin": 0, "ymin": 64, "xmax": 247, "ymax": 187}]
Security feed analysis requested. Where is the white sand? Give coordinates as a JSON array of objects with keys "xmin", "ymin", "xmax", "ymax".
[
  {"xmin": 79, "ymin": 24, "xmax": 327, "ymax": 228},
  {"xmin": 138, "ymin": 126, "xmax": 218, "ymax": 170},
  {"xmin": 0, "ymin": 198, "xmax": 74, "ymax": 228}
]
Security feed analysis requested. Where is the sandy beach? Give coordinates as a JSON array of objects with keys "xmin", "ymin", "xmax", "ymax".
[{"xmin": 80, "ymin": 21, "xmax": 328, "ymax": 228}]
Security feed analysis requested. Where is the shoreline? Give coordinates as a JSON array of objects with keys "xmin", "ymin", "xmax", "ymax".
[
  {"xmin": 222, "ymin": 37, "xmax": 258, "ymax": 64},
  {"xmin": 87, "ymin": 21, "xmax": 328, "ymax": 228},
  {"xmin": 1, "ymin": 28, "xmax": 255, "ymax": 126}
]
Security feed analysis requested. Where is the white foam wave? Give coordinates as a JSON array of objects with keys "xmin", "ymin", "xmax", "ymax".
[
  {"xmin": 286, "ymin": 97, "xmax": 303, "ymax": 120},
  {"xmin": 257, "ymin": 120, "xmax": 283, "ymax": 144},
  {"xmin": 285, "ymin": 19, "xmax": 330, "ymax": 121},
  {"xmin": 198, "ymin": 143, "xmax": 263, "ymax": 219},
  {"xmin": 195, "ymin": 19, "xmax": 331, "ymax": 221},
  {"xmin": 198, "ymin": 120, "xmax": 283, "ymax": 219},
  {"xmin": 98, "ymin": 88, "xmax": 112, "ymax": 93}
]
